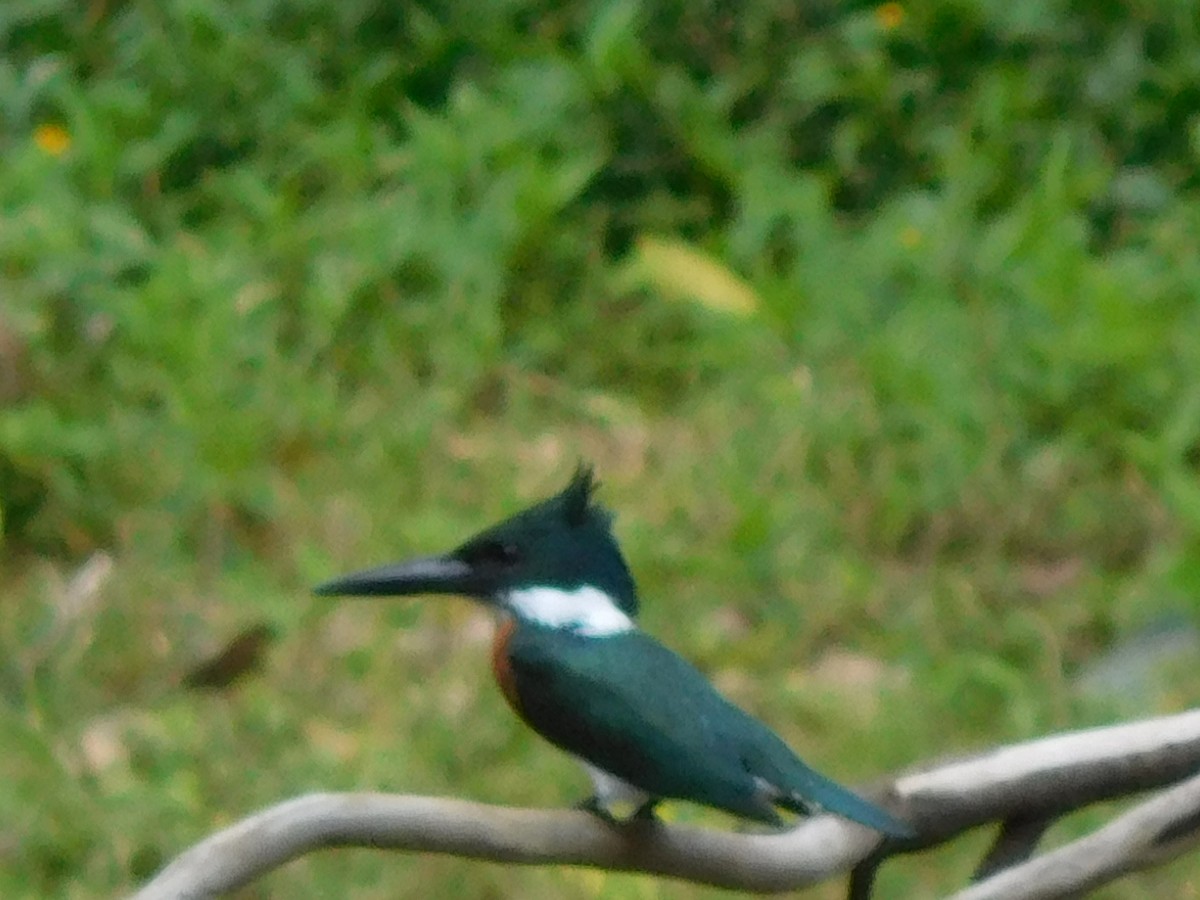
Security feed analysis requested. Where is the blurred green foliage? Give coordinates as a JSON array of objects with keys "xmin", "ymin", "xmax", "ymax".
[{"xmin": 2, "ymin": 1, "xmax": 1199, "ymax": 897}]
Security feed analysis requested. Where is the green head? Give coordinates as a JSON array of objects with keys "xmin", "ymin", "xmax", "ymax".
[{"xmin": 315, "ymin": 466, "xmax": 640, "ymax": 629}]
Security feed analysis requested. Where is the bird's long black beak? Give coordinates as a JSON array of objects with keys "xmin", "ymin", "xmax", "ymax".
[{"xmin": 313, "ymin": 555, "xmax": 476, "ymax": 598}]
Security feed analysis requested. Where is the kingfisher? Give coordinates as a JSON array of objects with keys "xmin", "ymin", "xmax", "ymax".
[{"xmin": 315, "ymin": 466, "xmax": 912, "ymax": 837}]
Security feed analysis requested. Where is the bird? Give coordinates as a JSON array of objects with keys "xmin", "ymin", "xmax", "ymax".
[{"xmin": 314, "ymin": 466, "xmax": 913, "ymax": 837}]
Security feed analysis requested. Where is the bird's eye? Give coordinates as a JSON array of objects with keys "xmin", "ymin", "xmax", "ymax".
[{"xmin": 474, "ymin": 540, "xmax": 520, "ymax": 566}]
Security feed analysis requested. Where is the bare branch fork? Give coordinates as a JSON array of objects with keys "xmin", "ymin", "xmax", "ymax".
[{"xmin": 134, "ymin": 710, "xmax": 1200, "ymax": 900}]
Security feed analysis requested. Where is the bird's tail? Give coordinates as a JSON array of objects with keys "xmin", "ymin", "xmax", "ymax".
[
  {"xmin": 741, "ymin": 722, "xmax": 914, "ymax": 837},
  {"xmin": 774, "ymin": 764, "xmax": 914, "ymax": 838}
]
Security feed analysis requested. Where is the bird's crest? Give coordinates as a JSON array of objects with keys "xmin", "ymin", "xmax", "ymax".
[{"xmin": 562, "ymin": 462, "xmax": 602, "ymax": 528}]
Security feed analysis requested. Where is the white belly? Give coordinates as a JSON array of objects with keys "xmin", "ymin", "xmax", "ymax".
[{"xmin": 573, "ymin": 756, "xmax": 650, "ymax": 807}]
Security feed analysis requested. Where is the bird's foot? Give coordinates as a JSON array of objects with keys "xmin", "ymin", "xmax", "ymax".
[
  {"xmin": 576, "ymin": 795, "xmax": 620, "ymax": 825},
  {"xmin": 576, "ymin": 796, "xmax": 660, "ymax": 828},
  {"xmin": 630, "ymin": 799, "xmax": 660, "ymax": 823}
]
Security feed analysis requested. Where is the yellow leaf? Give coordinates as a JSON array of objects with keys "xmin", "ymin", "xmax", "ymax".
[
  {"xmin": 875, "ymin": 2, "xmax": 904, "ymax": 30},
  {"xmin": 632, "ymin": 235, "xmax": 760, "ymax": 317},
  {"xmin": 34, "ymin": 123, "xmax": 71, "ymax": 156}
]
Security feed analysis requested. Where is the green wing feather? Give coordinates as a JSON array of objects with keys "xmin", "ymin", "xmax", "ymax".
[
  {"xmin": 506, "ymin": 626, "xmax": 779, "ymax": 822},
  {"xmin": 505, "ymin": 626, "xmax": 912, "ymax": 836}
]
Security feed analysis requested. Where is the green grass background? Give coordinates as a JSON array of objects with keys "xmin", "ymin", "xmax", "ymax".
[{"xmin": 3, "ymin": 2, "xmax": 1200, "ymax": 897}]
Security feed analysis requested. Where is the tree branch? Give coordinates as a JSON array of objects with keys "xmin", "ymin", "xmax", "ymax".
[
  {"xmin": 133, "ymin": 709, "xmax": 1200, "ymax": 899},
  {"xmin": 894, "ymin": 708, "xmax": 1200, "ymax": 837},
  {"xmin": 950, "ymin": 767, "xmax": 1200, "ymax": 900},
  {"xmin": 972, "ymin": 814, "xmax": 1055, "ymax": 881},
  {"xmin": 131, "ymin": 794, "xmax": 881, "ymax": 899}
]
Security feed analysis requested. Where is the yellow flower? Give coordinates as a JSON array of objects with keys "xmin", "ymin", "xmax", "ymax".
[
  {"xmin": 900, "ymin": 225, "xmax": 922, "ymax": 249},
  {"xmin": 34, "ymin": 123, "xmax": 71, "ymax": 156},
  {"xmin": 876, "ymin": 2, "xmax": 904, "ymax": 30}
]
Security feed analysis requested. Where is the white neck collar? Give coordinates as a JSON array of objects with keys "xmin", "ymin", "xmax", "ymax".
[{"xmin": 505, "ymin": 585, "xmax": 634, "ymax": 636}]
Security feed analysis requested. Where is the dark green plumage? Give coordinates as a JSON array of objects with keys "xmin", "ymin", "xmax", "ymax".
[
  {"xmin": 504, "ymin": 622, "xmax": 910, "ymax": 834},
  {"xmin": 452, "ymin": 465, "xmax": 639, "ymax": 616},
  {"xmin": 316, "ymin": 464, "xmax": 913, "ymax": 838},
  {"xmin": 313, "ymin": 466, "xmax": 637, "ymax": 612}
]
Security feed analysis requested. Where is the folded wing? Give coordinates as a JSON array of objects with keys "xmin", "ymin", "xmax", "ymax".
[
  {"xmin": 504, "ymin": 626, "xmax": 911, "ymax": 837},
  {"xmin": 505, "ymin": 626, "xmax": 781, "ymax": 823}
]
